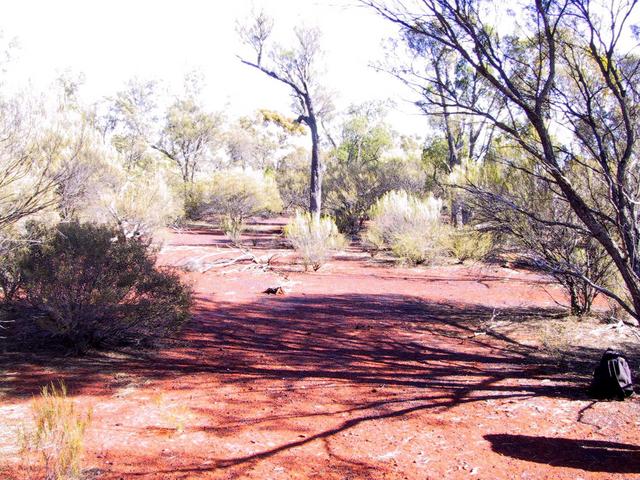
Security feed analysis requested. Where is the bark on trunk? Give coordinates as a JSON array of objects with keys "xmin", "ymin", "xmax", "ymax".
[{"xmin": 309, "ymin": 119, "xmax": 322, "ymax": 219}]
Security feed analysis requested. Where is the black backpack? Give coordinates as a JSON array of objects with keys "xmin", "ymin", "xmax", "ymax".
[{"xmin": 590, "ymin": 350, "xmax": 634, "ymax": 400}]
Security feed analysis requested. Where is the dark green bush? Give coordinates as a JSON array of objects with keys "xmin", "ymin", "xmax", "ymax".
[
  {"xmin": 0, "ymin": 240, "xmax": 28, "ymax": 303},
  {"xmin": 15, "ymin": 222, "xmax": 192, "ymax": 352}
]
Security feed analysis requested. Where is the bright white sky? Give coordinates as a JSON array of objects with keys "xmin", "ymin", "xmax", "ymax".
[{"xmin": 0, "ymin": 0, "xmax": 426, "ymax": 135}]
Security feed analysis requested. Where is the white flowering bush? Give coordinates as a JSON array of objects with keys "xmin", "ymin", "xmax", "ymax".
[
  {"xmin": 365, "ymin": 190, "xmax": 447, "ymax": 264},
  {"xmin": 284, "ymin": 212, "xmax": 346, "ymax": 271}
]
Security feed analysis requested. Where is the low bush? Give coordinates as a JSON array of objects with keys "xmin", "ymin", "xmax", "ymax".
[
  {"xmin": 98, "ymin": 170, "xmax": 184, "ymax": 239},
  {"xmin": 202, "ymin": 168, "xmax": 282, "ymax": 244},
  {"xmin": 365, "ymin": 190, "xmax": 447, "ymax": 264},
  {"xmin": 445, "ymin": 228, "xmax": 493, "ymax": 263},
  {"xmin": 391, "ymin": 230, "xmax": 444, "ymax": 265},
  {"xmin": 0, "ymin": 237, "xmax": 29, "ymax": 303},
  {"xmin": 284, "ymin": 212, "xmax": 346, "ymax": 271},
  {"xmin": 19, "ymin": 381, "xmax": 92, "ymax": 480},
  {"xmin": 15, "ymin": 222, "xmax": 192, "ymax": 352},
  {"xmin": 275, "ymin": 147, "xmax": 310, "ymax": 211}
]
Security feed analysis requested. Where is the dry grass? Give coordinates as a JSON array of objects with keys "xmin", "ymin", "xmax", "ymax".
[
  {"xmin": 19, "ymin": 381, "xmax": 92, "ymax": 480},
  {"xmin": 151, "ymin": 392, "xmax": 195, "ymax": 435},
  {"xmin": 538, "ymin": 322, "xmax": 572, "ymax": 366}
]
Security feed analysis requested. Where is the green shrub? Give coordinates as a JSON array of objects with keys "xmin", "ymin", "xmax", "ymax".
[
  {"xmin": 284, "ymin": 212, "xmax": 346, "ymax": 271},
  {"xmin": 101, "ymin": 170, "xmax": 184, "ymax": 238},
  {"xmin": 17, "ymin": 222, "xmax": 192, "ymax": 351},
  {"xmin": 20, "ymin": 381, "xmax": 92, "ymax": 480},
  {"xmin": 220, "ymin": 216, "xmax": 243, "ymax": 245},
  {"xmin": 275, "ymin": 147, "xmax": 310, "ymax": 211},
  {"xmin": 365, "ymin": 190, "xmax": 446, "ymax": 264},
  {"xmin": 323, "ymin": 102, "xmax": 427, "ymax": 235},
  {"xmin": 0, "ymin": 237, "xmax": 29, "ymax": 303},
  {"xmin": 445, "ymin": 228, "xmax": 493, "ymax": 263},
  {"xmin": 183, "ymin": 181, "xmax": 208, "ymax": 220},
  {"xmin": 391, "ymin": 230, "xmax": 444, "ymax": 265},
  {"xmin": 202, "ymin": 168, "xmax": 282, "ymax": 244}
]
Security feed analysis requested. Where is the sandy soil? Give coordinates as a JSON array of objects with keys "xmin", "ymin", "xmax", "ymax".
[{"xmin": 1, "ymin": 218, "xmax": 639, "ymax": 479}]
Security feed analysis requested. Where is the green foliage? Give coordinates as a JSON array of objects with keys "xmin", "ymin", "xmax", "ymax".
[
  {"xmin": 155, "ymin": 91, "xmax": 223, "ymax": 193},
  {"xmin": 48, "ymin": 93, "xmax": 184, "ymax": 236},
  {"xmin": 19, "ymin": 381, "xmax": 92, "ymax": 480},
  {"xmin": 444, "ymin": 228, "xmax": 493, "ymax": 263},
  {"xmin": 390, "ymin": 231, "xmax": 445, "ymax": 265},
  {"xmin": 468, "ymin": 140, "xmax": 615, "ymax": 315},
  {"xmin": 220, "ymin": 216, "xmax": 244, "ymax": 245},
  {"xmin": 365, "ymin": 190, "xmax": 447, "ymax": 264},
  {"xmin": 276, "ymin": 147, "xmax": 310, "ymax": 211},
  {"xmin": 163, "ymin": 99, "xmax": 220, "ymax": 163},
  {"xmin": 421, "ymin": 136, "xmax": 451, "ymax": 192},
  {"xmin": 202, "ymin": 168, "xmax": 282, "ymax": 244},
  {"xmin": 226, "ymin": 112, "xmax": 286, "ymax": 170},
  {"xmin": 74, "ymin": 165, "xmax": 184, "ymax": 238},
  {"xmin": 16, "ymin": 222, "xmax": 192, "ymax": 351},
  {"xmin": 259, "ymin": 109, "xmax": 306, "ymax": 135},
  {"xmin": 103, "ymin": 78, "xmax": 158, "ymax": 170},
  {"xmin": 284, "ymin": 211, "xmax": 346, "ymax": 271},
  {"xmin": 324, "ymin": 103, "xmax": 426, "ymax": 234},
  {"xmin": 183, "ymin": 180, "xmax": 208, "ymax": 220}
]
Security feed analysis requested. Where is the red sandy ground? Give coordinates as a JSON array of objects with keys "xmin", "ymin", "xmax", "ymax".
[{"xmin": 1, "ymin": 218, "xmax": 639, "ymax": 479}]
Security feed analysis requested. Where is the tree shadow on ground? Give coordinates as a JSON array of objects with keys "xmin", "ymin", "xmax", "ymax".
[
  {"xmin": 485, "ymin": 434, "xmax": 640, "ymax": 473},
  {"xmin": 3, "ymin": 292, "xmax": 635, "ymax": 476},
  {"xmin": 1, "ymin": 293, "xmax": 602, "ymax": 400}
]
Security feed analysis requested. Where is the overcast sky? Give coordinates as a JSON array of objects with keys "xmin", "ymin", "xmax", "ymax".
[{"xmin": 0, "ymin": 0, "xmax": 426, "ymax": 135}]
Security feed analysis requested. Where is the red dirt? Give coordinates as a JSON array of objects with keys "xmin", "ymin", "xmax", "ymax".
[{"xmin": 1, "ymin": 218, "xmax": 639, "ymax": 479}]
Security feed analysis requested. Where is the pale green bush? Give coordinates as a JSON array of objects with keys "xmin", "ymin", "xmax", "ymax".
[
  {"xmin": 275, "ymin": 147, "xmax": 309, "ymax": 211},
  {"xmin": 92, "ymin": 169, "xmax": 184, "ymax": 239},
  {"xmin": 365, "ymin": 190, "xmax": 446, "ymax": 264},
  {"xmin": 284, "ymin": 212, "xmax": 346, "ymax": 271},
  {"xmin": 203, "ymin": 168, "xmax": 282, "ymax": 244},
  {"xmin": 445, "ymin": 228, "xmax": 493, "ymax": 263},
  {"xmin": 391, "ymin": 229, "xmax": 445, "ymax": 265}
]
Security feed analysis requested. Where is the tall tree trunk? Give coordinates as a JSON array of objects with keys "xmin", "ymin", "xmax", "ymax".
[{"xmin": 309, "ymin": 118, "xmax": 322, "ymax": 219}]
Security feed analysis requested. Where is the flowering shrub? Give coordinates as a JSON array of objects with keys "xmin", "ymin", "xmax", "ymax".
[{"xmin": 284, "ymin": 212, "xmax": 346, "ymax": 271}]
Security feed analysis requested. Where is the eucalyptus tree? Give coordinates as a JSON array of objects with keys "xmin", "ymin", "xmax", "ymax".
[
  {"xmin": 102, "ymin": 78, "xmax": 159, "ymax": 171},
  {"xmin": 152, "ymin": 77, "xmax": 222, "ymax": 203},
  {"xmin": 225, "ymin": 110, "xmax": 303, "ymax": 170},
  {"xmin": 364, "ymin": 0, "xmax": 640, "ymax": 320},
  {"xmin": 325, "ymin": 102, "xmax": 424, "ymax": 234},
  {"xmin": 392, "ymin": 30, "xmax": 499, "ymax": 225},
  {"xmin": 238, "ymin": 10, "xmax": 333, "ymax": 217}
]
